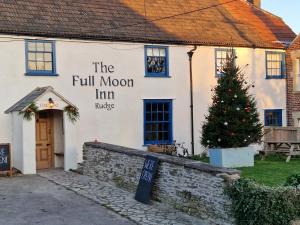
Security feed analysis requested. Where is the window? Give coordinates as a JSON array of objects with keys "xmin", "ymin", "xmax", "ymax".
[
  {"xmin": 215, "ymin": 48, "xmax": 235, "ymax": 77},
  {"xmin": 266, "ymin": 52, "xmax": 286, "ymax": 79},
  {"xmin": 144, "ymin": 99, "xmax": 173, "ymax": 145},
  {"xmin": 25, "ymin": 40, "xmax": 56, "ymax": 76},
  {"xmin": 145, "ymin": 46, "xmax": 169, "ymax": 77},
  {"xmin": 264, "ymin": 109, "xmax": 283, "ymax": 126}
]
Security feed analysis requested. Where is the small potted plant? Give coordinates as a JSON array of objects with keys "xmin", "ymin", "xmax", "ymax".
[{"xmin": 201, "ymin": 52, "xmax": 263, "ymax": 168}]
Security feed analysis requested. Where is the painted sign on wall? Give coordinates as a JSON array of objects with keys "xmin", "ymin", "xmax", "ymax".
[
  {"xmin": 0, "ymin": 144, "xmax": 12, "ymax": 176},
  {"xmin": 135, "ymin": 155, "xmax": 159, "ymax": 204},
  {"xmin": 72, "ymin": 61, "xmax": 135, "ymax": 111}
]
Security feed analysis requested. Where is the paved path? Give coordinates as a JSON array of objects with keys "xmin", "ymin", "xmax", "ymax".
[
  {"xmin": 0, "ymin": 175, "xmax": 135, "ymax": 225},
  {"xmin": 39, "ymin": 170, "xmax": 210, "ymax": 225}
]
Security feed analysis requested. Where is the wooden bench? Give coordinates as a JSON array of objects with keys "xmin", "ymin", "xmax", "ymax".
[
  {"xmin": 261, "ymin": 141, "xmax": 300, "ymax": 162},
  {"xmin": 261, "ymin": 127, "xmax": 300, "ymax": 162}
]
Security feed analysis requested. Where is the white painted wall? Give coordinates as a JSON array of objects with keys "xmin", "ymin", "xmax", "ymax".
[
  {"xmin": 0, "ymin": 35, "xmax": 287, "ymax": 173},
  {"xmin": 10, "ymin": 112, "xmax": 36, "ymax": 174},
  {"xmin": 53, "ymin": 110, "xmax": 64, "ymax": 168}
]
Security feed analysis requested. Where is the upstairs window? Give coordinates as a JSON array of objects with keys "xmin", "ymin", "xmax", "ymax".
[
  {"xmin": 145, "ymin": 46, "xmax": 169, "ymax": 77},
  {"xmin": 144, "ymin": 99, "xmax": 173, "ymax": 145},
  {"xmin": 266, "ymin": 52, "xmax": 286, "ymax": 79},
  {"xmin": 25, "ymin": 40, "xmax": 56, "ymax": 76},
  {"xmin": 264, "ymin": 109, "xmax": 283, "ymax": 126},
  {"xmin": 215, "ymin": 48, "xmax": 236, "ymax": 77}
]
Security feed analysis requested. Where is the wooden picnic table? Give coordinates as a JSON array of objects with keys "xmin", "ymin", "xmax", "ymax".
[{"xmin": 262, "ymin": 140, "xmax": 300, "ymax": 162}]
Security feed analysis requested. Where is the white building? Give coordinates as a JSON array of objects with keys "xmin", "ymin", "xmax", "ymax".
[{"xmin": 0, "ymin": 0, "xmax": 296, "ymax": 174}]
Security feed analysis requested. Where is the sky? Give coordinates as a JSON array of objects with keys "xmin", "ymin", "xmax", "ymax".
[{"xmin": 262, "ymin": 0, "xmax": 300, "ymax": 34}]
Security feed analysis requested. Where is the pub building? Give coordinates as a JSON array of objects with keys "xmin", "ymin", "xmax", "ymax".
[{"xmin": 0, "ymin": 0, "xmax": 296, "ymax": 174}]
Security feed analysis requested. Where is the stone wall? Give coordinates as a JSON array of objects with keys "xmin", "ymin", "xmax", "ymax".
[{"xmin": 80, "ymin": 142, "xmax": 240, "ymax": 225}]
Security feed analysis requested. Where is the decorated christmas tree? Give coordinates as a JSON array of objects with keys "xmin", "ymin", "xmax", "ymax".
[{"xmin": 201, "ymin": 51, "xmax": 263, "ymax": 148}]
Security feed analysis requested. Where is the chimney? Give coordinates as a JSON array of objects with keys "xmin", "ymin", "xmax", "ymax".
[{"xmin": 248, "ymin": 0, "xmax": 261, "ymax": 8}]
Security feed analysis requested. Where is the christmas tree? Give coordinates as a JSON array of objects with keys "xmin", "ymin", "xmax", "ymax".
[{"xmin": 201, "ymin": 51, "xmax": 263, "ymax": 148}]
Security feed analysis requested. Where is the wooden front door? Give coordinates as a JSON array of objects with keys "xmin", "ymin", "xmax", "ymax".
[{"xmin": 36, "ymin": 111, "xmax": 53, "ymax": 170}]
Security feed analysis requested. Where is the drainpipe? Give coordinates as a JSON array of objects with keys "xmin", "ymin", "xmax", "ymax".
[{"xmin": 187, "ymin": 45, "xmax": 197, "ymax": 156}]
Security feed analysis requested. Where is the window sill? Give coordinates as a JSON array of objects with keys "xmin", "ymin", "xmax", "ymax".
[
  {"xmin": 265, "ymin": 75, "xmax": 286, "ymax": 80},
  {"xmin": 25, "ymin": 73, "xmax": 59, "ymax": 77},
  {"xmin": 144, "ymin": 75, "xmax": 171, "ymax": 78}
]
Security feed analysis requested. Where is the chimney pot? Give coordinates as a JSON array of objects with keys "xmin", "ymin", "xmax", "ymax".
[{"xmin": 248, "ymin": 0, "xmax": 261, "ymax": 8}]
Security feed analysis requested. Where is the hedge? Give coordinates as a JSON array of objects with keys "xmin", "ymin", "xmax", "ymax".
[{"xmin": 226, "ymin": 178, "xmax": 300, "ymax": 225}]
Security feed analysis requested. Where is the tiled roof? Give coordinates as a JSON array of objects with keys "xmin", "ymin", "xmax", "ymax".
[
  {"xmin": 0, "ymin": 0, "xmax": 295, "ymax": 49},
  {"xmin": 5, "ymin": 87, "xmax": 51, "ymax": 113},
  {"xmin": 289, "ymin": 34, "xmax": 300, "ymax": 50},
  {"xmin": 5, "ymin": 86, "xmax": 76, "ymax": 113}
]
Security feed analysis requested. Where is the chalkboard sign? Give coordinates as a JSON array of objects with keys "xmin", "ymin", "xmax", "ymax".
[
  {"xmin": 135, "ymin": 155, "xmax": 159, "ymax": 204},
  {"xmin": 0, "ymin": 144, "xmax": 12, "ymax": 176}
]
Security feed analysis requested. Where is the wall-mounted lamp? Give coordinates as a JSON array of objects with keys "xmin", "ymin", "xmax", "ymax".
[{"xmin": 48, "ymin": 98, "xmax": 54, "ymax": 109}]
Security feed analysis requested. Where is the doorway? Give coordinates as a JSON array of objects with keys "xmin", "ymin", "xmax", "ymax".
[{"xmin": 36, "ymin": 111, "xmax": 54, "ymax": 170}]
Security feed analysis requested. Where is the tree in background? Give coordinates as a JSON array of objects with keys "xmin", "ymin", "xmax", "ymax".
[{"xmin": 201, "ymin": 51, "xmax": 263, "ymax": 148}]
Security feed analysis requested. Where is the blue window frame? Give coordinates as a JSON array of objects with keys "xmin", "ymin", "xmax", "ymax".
[
  {"xmin": 144, "ymin": 99, "xmax": 173, "ymax": 145},
  {"xmin": 266, "ymin": 51, "xmax": 286, "ymax": 79},
  {"xmin": 215, "ymin": 48, "xmax": 236, "ymax": 77},
  {"xmin": 25, "ymin": 40, "xmax": 57, "ymax": 76},
  {"xmin": 145, "ymin": 46, "xmax": 169, "ymax": 77},
  {"xmin": 264, "ymin": 109, "xmax": 283, "ymax": 126}
]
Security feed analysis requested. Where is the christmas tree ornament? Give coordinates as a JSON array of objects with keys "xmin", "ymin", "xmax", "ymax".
[
  {"xmin": 236, "ymin": 107, "xmax": 240, "ymax": 111},
  {"xmin": 218, "ymin": 138, "xmax": 221, "ymax": 142},
  {"xmin": 221, "ymin": 100, "xmax": 224, "ymax": 103},
  {"xmin": 207, "ymin": 140, "xmax": 210, "ymax": 144},
  {"xmin": 224, "ymin": 122, "xmax": 228, "ymax": 126},
  {"xmin": 234, "ymin": 94, "xmax": 237, "ymax": 98},
  {"xmin": 244, "ymin": 139, "xmax": 247, "ymax": 142}
]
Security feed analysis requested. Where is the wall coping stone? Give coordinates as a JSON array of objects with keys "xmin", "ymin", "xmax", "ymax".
[{"xmin": 84, "ymin": 142, "xmax": 240, "ymax": 176}]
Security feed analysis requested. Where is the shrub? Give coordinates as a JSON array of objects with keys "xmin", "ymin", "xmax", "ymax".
[
  {"xmin": 226, "ymin": 178, "xmax": 300, "ymax": 225},
  {"xmin": 285, "ymin": 174, "xmax": 300, "ymax": 188}
]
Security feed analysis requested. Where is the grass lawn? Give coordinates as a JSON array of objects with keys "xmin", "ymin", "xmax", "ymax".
[
  {"xmin": 191, "ymin": 154, "xmax": 300, "ymax": 187},
  {"xmin": 238, "ymin": 155, "xmax": 300, "ymax": 187}
]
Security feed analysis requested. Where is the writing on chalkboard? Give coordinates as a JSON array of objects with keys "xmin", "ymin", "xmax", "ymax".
[
  {"xmin": 140, "ymin": 159, "xmax": 156, "ymax": 182},
  {"xmin": 0, "ymin": 144, "xmax": 12, "ymax": 176},
  {"xmin": 0, "ymin": 149, "xmax": 8, "ymax": 164},
  {"xmin": 135, "ymin": 155, "xmax": 159, "ymax": 204}
]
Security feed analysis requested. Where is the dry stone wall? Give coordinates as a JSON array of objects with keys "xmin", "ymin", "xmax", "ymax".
[{"xmin": 80, "ymin": 142, "xmax": 240, "ymax": 225}]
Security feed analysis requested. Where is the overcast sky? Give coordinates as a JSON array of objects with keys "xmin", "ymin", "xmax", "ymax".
[{"xmin": 262, "ymin": 0, "xmax": 300, "ymax": 34}]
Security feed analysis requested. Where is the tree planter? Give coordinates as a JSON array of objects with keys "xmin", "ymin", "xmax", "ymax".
[{"xmin": 209, "ymin": 146, "xmax": 254, "ymax": 168}]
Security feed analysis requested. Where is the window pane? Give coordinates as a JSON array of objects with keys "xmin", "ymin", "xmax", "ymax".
[
  {"xmin": 152, "ymin": 48, "xmax": 160, "ymax": 56},
  {"xmin": 45, "ymin": 62, "xmax": 52, "ymax": 71},
  {"xmin": 267, "ymin": 53, "xmax": 273, "ymax": 61},
  {"xmin": 36, "ymin": 42, "xmax": 44, "ymax": 51},
  {"xmin": 44, "ymin": 43, "xmax": 52, "ymax": 52},
  {"xmin": 28, "ymin": 42, "xmax": 36, "ymax": 51},
  {"xmin": 36, "ymin": 62, "xmax": 44, "ymax": 70},
  {"xmin": 36, "ymin": 53, "xmax": 44, "ymax": 61},
  {"xmin": 147, "ymin": 48, "xmax": 153, "ymax": 56},
  {"xmin": 28, "ymin": 53, "xmax": 36, "ymax": 61},
  {"xmin": 145, "ymin": 123, "xmax": 152, "ymax": 132},
  {"xmin": 159, "ymin": 48, "xmax": 166, "ymax": 57},
  {"xmin": 28, "ymin": 61, "xmax": 37, "ymax": 70},
  {"xmin": 44, "ymin": 53, "xmax": 52, "ymax": 61}
]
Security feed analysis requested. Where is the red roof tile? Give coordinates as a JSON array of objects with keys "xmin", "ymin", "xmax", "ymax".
[
  {"xmin": 0, "ymin": 0, "xmax": 295, "ymax": 49},
  {"xmin": 289, "ymin": 34, "xmax": 300, "ymax": 50}
]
